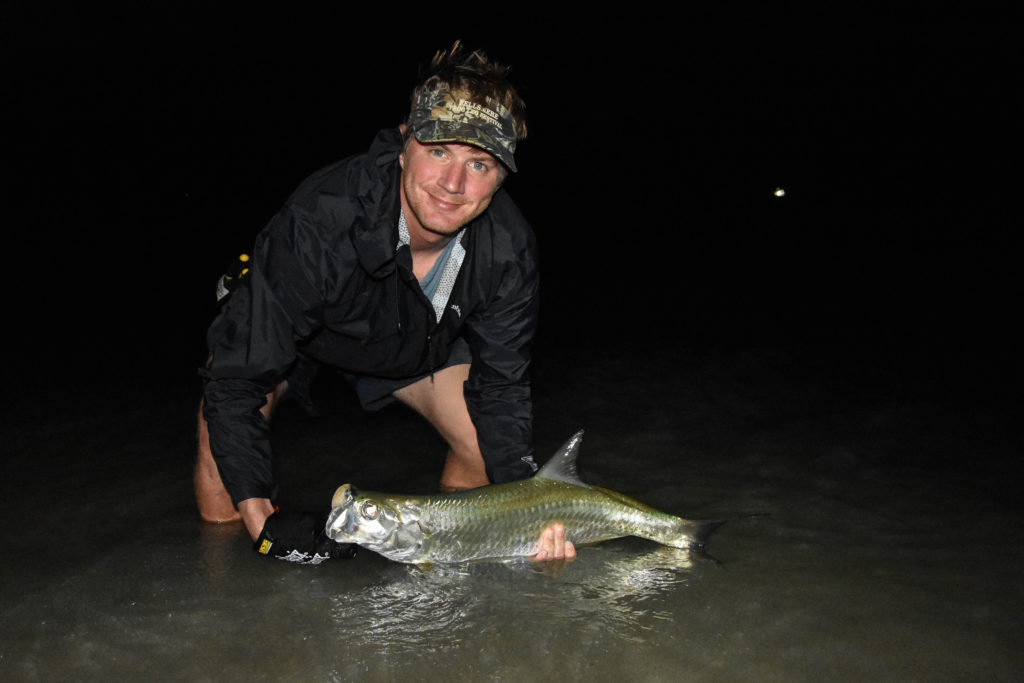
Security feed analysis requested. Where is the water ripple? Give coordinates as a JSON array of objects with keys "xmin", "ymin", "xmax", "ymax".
[{"xmin": 328, "ymin": 544, "xmax": 698, "ymax": 654}]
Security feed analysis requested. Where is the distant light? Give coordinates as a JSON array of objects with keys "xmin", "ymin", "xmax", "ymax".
[{"xmin": 774, "ymin": 187, "xmax": 786, "ymax": 198}]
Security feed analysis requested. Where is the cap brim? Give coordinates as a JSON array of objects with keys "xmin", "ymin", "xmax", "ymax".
[{"xmin": 413, "ymin": 128, "xmax": 517, "ymax": 173}]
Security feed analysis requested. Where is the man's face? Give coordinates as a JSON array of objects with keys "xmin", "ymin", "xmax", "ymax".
[{"xmin": 400, "ymin": 136, "xmax": 504, "ymax": 238}]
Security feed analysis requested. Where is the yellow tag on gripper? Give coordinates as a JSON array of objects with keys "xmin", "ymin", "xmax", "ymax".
[{"xmin": 258, "ymin": 539, "xmax": 273, "ymax": 555}]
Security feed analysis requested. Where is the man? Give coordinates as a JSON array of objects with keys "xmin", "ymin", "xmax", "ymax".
[{"xmin": 196, "ymin": 42, "xmax": 575, "ymax": 564}]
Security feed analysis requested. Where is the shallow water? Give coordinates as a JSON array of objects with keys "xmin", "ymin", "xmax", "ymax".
[{"xmin": 1, "ymin": 344, "xmax": 1020, "ymax": 681}]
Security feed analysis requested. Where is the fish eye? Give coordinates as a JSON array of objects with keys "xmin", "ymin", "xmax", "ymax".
[{"xmin": 360, "ymin": 501, "xmax": 379, "ymax": 520}]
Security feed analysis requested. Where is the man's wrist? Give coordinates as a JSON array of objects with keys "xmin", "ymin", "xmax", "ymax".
[{"xmin": 237, "ymin": 497, "xmax": 275, "ymax": 541}]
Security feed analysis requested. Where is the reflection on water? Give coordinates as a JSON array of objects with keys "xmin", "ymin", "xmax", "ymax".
[
  {"xmin": 329, "ymin": 543, "xmax": 699, "ymax": 654},
  {"xmin": 198, "ymin": 519, "xmax": 248, "ymax": 578}
]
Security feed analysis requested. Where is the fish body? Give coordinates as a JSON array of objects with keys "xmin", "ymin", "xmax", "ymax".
[{"xmin": 325, "ymin": 430, "xmax": 721, "ymax": 564}]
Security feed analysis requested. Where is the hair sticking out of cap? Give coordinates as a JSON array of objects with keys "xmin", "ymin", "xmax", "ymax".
[{"xmin": 406, "ymin": 41, "xmax": 528, "ymax": 173}]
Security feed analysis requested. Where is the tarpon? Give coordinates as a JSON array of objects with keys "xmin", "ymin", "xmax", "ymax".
[{"xmin": 325, "ymin": 430, "xmax": 722, "ymax": 564}]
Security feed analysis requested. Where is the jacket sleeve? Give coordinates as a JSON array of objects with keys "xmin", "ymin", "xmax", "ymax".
[
  {"xmin": 462, "ymin": 226, "xmax": 540, "ymax": 484},
  {"xmin": 202, "ymin": 205, "xmax": 325, "ymax": 504}
]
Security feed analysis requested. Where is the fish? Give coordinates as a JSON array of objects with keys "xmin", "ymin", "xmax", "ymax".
[{"xmin": 325, "ymin": 430, "xmax": 723, "ymax": 564}]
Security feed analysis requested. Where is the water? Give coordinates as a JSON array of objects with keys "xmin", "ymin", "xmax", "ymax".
[{"xmin": 1, "ymin": 344, "xmax": 1019, "ymax": 681}]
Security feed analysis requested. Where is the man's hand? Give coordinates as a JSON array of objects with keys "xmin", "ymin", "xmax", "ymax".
[
  {"xmin": 254, "ymin": 511, "xmax": 357, "ymax": 565},
  {"xmin": 531, "ymin": 523, "xmax": 577, "ymax": 562},
  {"xmin": 238, "ymin": 498, "xmax": 275, "ymax": 540}
]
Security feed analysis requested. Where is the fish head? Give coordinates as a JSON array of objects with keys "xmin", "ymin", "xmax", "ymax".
[{"xmin": 325, "ymin": 484, "xmax": 425, "ymax": 562}]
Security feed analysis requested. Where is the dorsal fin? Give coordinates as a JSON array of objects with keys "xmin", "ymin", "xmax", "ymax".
[{"xmin": 536, "ymin": 430, "xmax": 590, "ymax": 488}]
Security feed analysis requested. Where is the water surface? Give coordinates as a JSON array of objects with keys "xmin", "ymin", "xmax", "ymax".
[{"xmin": 2, "ymin": 345, "xmax": 1019, "ymax": 681}]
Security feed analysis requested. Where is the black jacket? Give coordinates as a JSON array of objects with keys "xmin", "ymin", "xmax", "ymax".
[{"xmin": 202, "ymin": 129, "xmax": 539, "ymax": 503}]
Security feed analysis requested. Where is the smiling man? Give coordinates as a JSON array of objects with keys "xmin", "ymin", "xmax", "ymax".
[{"xmin": 196, "ymin": 42, "xmax": 576, "ymax": 565}]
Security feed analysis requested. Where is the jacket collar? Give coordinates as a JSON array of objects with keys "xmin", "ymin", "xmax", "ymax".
[{"xmin": 351, "ymin": 129, "xmax": 404, "ymax": 279}]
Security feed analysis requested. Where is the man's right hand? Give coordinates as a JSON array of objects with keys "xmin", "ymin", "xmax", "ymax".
[
  {"xmin": 238, "ymin": 497, "xmax": 276, "ymax": 540},
  {"xmin": 254, "ymin": 510, "xmax": 357, "ymax": 565}
]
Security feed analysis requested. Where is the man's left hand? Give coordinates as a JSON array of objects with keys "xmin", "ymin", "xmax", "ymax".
[{"xmin": 531, "ymin": 523, "xmax": 576, "ymax": 562}]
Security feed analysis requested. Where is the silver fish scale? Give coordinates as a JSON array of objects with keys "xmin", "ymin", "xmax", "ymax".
[{"xmin": 404, "ymin": 478, "xmax": 690, "ymax": 563}]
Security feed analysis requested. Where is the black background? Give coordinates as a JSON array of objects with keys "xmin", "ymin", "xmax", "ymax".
[{"xmin": 5, "ymin": 21, "xmax": 1018, "ymax": 401}]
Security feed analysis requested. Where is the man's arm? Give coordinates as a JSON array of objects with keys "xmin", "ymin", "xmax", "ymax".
[
  {"xmin": 203, "ymin": 206, "xmax": 324, "ymax": 505},
  {"xmin": 462, "ymin": 217, "xmax": 541, "ymax": 484},
  {"xmin": 202, "ymin": 208, "xmax": 358, "ymax": 563}
]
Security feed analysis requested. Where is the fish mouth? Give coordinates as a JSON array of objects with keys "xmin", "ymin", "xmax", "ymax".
[
  {"xmin": 325, "ymin": 505, "xmax": 353, "ymax": 542},
  {"xmin": 331, "ymin": 484, "xmax": 356, "ymax": 509},
  {"xmin": 326, "ymin": 484, "xmax": 363, "ymax": 542}
]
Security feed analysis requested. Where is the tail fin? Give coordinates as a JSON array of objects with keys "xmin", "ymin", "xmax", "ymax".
[
  {"xmin": 589, "ymin": 485, "xmax": 725, "ymax": 551},
  {"xmin": 674, "ymin": 519, "xmax": 726, "ymax": 549}
]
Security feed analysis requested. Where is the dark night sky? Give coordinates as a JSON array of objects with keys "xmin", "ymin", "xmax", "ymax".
[{"xmin": 5, "ymin": 24, "xmax": 1018, "ymax": 396}]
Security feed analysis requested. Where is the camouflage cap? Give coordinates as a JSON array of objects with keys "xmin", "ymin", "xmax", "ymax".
[{"xmin": 408, "ymin": 83, "xmax": 519, "ymax": 172}]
